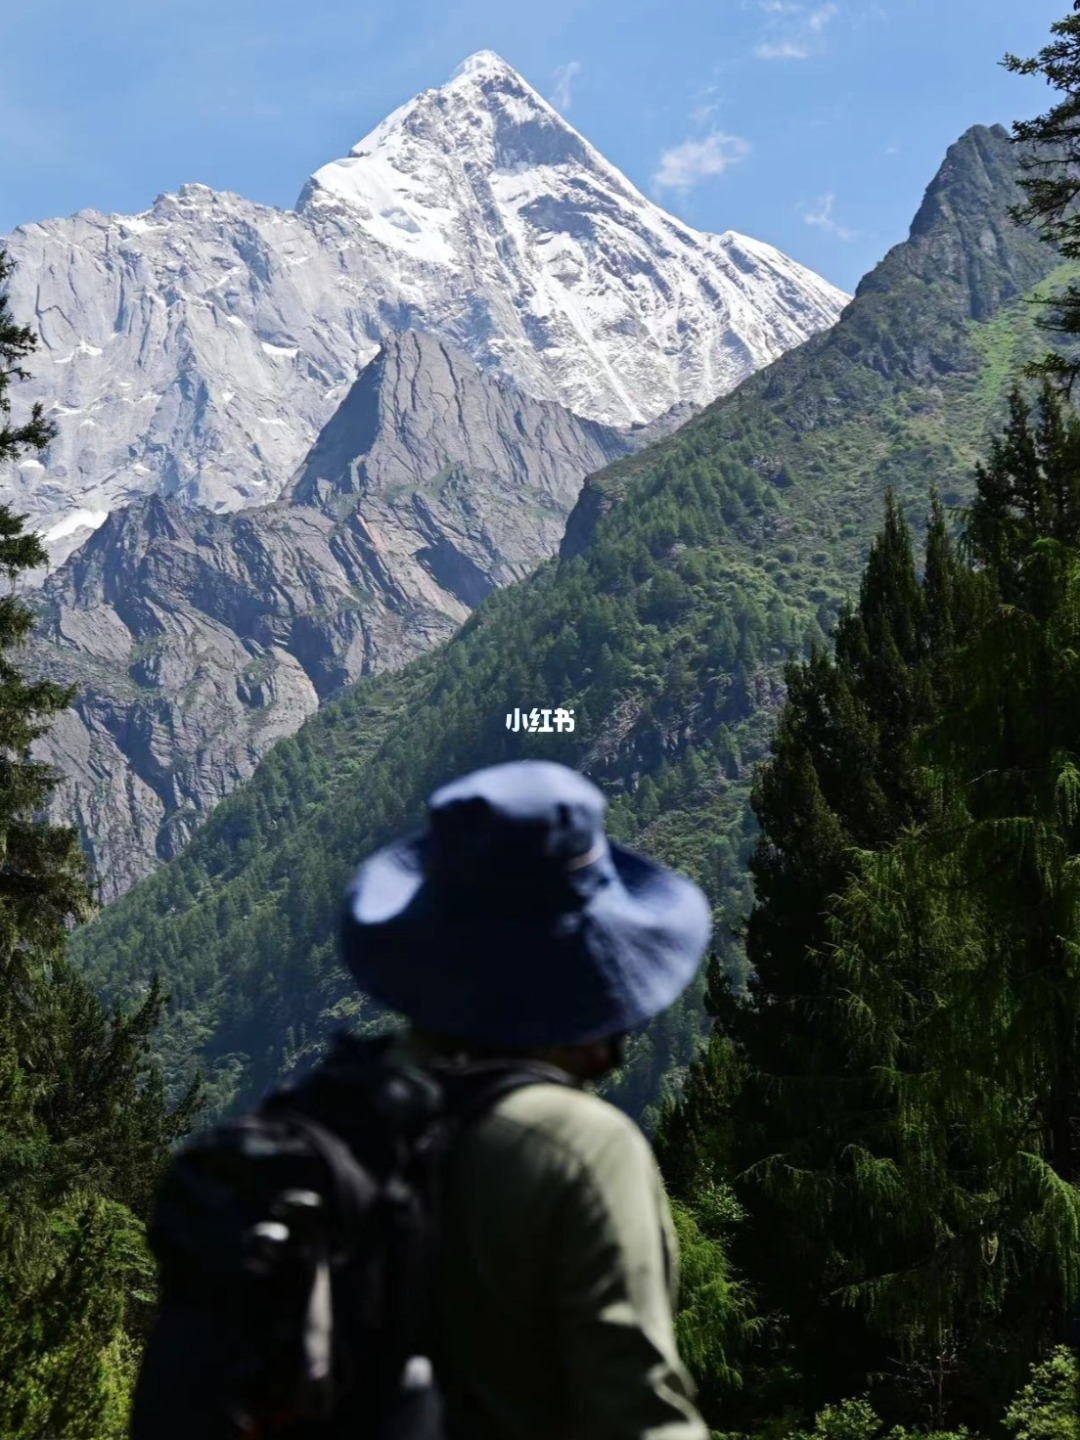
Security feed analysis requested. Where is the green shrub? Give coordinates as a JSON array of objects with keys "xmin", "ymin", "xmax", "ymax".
[{"xmin": 1003, "ymin": 1348, "xmax": 1080, "ymax": 1440}]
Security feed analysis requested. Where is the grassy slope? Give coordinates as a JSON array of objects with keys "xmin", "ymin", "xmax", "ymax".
[{"xmin": 70, "ymin": 125, "xmax": 1067, "ymax": 1126}]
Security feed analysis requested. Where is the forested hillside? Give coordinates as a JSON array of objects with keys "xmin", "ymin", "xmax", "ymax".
[
  {"xmin": 70, "ymin": 122, "xmax": 1069, "ymax": 1128},
  {"xmin": 657, "ymin": 382, "xmax": 1080, "ymax": 1433}
]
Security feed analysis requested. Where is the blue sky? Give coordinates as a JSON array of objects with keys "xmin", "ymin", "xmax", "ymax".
[{"xmin": 0, "ymin": 0, "xmax": 1067, "ymax": 293}]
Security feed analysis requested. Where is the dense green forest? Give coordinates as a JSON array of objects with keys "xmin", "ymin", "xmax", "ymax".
[
  {"xmin": 659, "ymin": 401, "xmax": 1080, "ymax": 1431},
  {"xmin": 3, "ymin": 6, "xmax": 1080, "ymax": 1434},
  {"xmin": 71, "ymin": 120, "xmax": 1070, "ymax": 1132}
]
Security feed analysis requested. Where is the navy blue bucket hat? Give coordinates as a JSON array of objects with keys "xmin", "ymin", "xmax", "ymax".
[{"xmin": 339, "ymin": 760, "xmax": 712, "ymax": 1048}]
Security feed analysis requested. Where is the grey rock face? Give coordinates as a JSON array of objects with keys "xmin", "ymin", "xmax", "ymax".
[
  {"xmin": 855, "ymin": 125, "xmax": 1048, "ymax": 334},
  {"xmin": 2, "ymin": 51, "xmax": 847, "ymax": 565},
  {"xmin": 289, "ymin": 330, "xmax": 630, "ymax": 595},
  {"xmin": 31, "ymin": 331, "xmax": 639, "ymax": 896}
]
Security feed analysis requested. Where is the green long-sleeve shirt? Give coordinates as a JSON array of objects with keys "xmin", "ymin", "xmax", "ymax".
[{"xmin": 428, "ymin": 1074, "xmax": 709, "ymax": 1440}]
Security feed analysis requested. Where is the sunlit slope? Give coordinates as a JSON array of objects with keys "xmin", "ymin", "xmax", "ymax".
[{"xmin": 71, "ymin": 124, "xmax": 1065, "ymax": 1122}]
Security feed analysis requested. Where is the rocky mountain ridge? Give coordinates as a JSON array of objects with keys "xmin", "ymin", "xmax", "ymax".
[{"xmin": 31, "ymin": 329, "xmax": 659, "ymax": 896}]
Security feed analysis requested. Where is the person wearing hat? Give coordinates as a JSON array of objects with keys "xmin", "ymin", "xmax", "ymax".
[{"xmin": 341, "ymin": 759, "xmax": 712, "ymax": 1440}]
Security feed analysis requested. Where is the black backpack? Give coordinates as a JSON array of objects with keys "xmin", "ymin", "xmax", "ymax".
[{"xmin": 130, "ymin": 1032, "xmax": 573, "ymax": 1440}]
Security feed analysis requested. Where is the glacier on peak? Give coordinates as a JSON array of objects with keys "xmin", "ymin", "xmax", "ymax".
[
  {"xmin": 450, "ymin": 49, "xmax": 518, "ymax": 80},
  {"xmin": 349, "ymin": 96, "xmax": 425, "ymax": 157},
  {"xmin": 312, "ymin": 49, "xmax": 632, "ymax": 208},
  {"xmin": 2, "ymin": 48, "xmax": 848, "ymax": 564}
]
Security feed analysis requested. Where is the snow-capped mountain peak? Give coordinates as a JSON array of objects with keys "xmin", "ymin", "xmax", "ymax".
[
  {"xmin": 2, "ymin": 51, "xmax": 848, "ymax": 563},
  {"xmin": 311, "ymin": 50, "xmax": 639, "ymax": 216},
  {"xmin": 450, "ymin": 48, "xmax": 517, "ymax": 81},
  {"xmin": 300, "ymin": 51, "xmax": 847, "ymax": 426}
]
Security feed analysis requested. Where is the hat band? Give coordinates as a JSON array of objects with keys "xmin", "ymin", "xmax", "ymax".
[{"xmin": 565, "ymin": 840, "xmax": 605, "ymax": 871}]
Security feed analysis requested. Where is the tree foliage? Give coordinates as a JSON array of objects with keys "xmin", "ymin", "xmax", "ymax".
[
  {"xmin": 1005, "ymin": 0, "xmax": 1080, "ymax": 389},
  {"xmin": 659, "ymin": 19, "xmax": 1080, "ymax": 1427},
  {"xmin": 0, "ymin": 247, "xmax": 202, "ymax": 1437},
  {"xmin": 659, "ymin": 385, "xmax": 1080, "ymax": 1436}
]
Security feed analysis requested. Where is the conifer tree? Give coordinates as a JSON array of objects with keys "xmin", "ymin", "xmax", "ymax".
[
  {"xmin": 814, "ymin": 384, "xmax": 1080, "ymax": 1419},
  {"xmin": 0, "ymin": 249, "xmax": 55, "ymax": 465},
  {"xmin": 0, "ymin": 246, "xmax": 202, "ymax": 1437},
  {"xmin": 0, "ymin": 246, "xmax": 93, "ymax": 996},
  {"xmin": 656, "ymin": 493, "xmax": 971, "ymax": 1426},
  {"xmin": 661, "ymin": 7, "xmax": 1080, "ymax": 1420},
  {"xmin": 1005, "ymin": 0, "xmax": 1080, "ymax": 390},
  {"xmin": 659, "ymin": 387, "xmax": 1080, "ymax": 1434}
]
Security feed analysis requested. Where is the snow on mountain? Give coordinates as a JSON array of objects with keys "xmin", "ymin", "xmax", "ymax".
[{"xmin": 1, "ymin": 50, "xmax": 849, "ymax": 564}]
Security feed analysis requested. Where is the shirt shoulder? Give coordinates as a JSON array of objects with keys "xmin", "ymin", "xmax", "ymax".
[{"xmin": 483, "ymin": 1081, "xmax": 655, "ymax": 1170}]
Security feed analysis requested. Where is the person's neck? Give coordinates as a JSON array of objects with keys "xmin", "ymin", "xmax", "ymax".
[{"xmin": 407, "ymin": 1027, "xmax": 618, "ymax": 1084}]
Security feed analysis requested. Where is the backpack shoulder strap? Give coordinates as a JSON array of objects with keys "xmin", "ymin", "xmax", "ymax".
[
  {"xmin": 267, "ymin": 1035, "xmax": 574, "ymax": 1147},
  {"xmin": 429, "ymin": 1057, "xmax": 577, "ymax": 1134}
]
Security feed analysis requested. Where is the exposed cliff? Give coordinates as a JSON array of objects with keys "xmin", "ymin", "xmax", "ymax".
[{"xmin": 31, "ymin": 330, "xmax": 645, "ymax": 895}]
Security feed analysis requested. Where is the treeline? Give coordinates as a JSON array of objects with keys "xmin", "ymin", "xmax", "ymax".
[{"xmin": 9, "ymin": 382, "xmax": 1079, "ymax": 1438}]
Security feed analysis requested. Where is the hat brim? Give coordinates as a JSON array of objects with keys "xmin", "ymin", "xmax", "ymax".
[{"xmin": 339, "ymin": 831, "xmax": 711, "ymax": 1047}]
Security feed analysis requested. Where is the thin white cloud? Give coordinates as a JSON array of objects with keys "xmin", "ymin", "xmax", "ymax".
[
  {"xmin": 801, "ymin": 192, "xmax": 857, "ymax": 241},
  {"xmin": 550, "ymin": 61, "xmax": 581, "ymax": 112},
  {"xmin": 687, "ymin": 76, "xmax": 722, "ymax": 128},
  {"xmin": 755, "ymin": 39, "xmax": 810, "ymax": 58},
  {"xmin": 653, "ymin": 131, "xmax": 750, "ymax": 193},
  {"xmin": 691, "ymin": 100, "xmax": 721, "ymax": 127},
  {"xmin": 755, "ymin": 0, "xmax": 840, "ymax": 59},
  {"xmin": 807, "ymin": 3, "xmax": 839, "ymax": 32}
]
